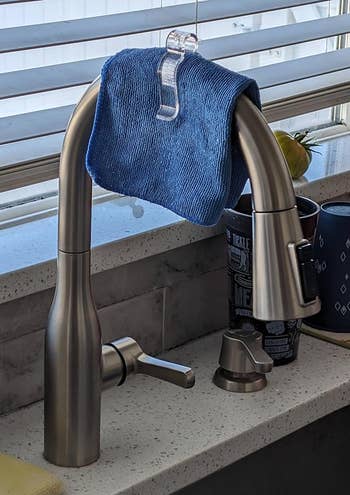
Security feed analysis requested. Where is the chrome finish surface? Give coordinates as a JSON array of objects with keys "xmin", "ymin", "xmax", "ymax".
[
  {"xmin": 213, "ymin": 369, "xmax": 267, "ymax": 393},
  {"xmin": 102, "ymin": 337, "xmax": 194, "ymax": 391},
  {"xmin": 102, "ymin": 344, "xmax": 124, "ymax": 389},
  {"xmin": 110, "ymin": 337, "xmax": 195, "ymax": 388},
  {"xmin": 236, "ymin": 95, "xmax": 295, "ymax": 213},
  {"xmin": 253, "ymin": 208, "xmax": 321, "ymax": 321},
  {"xmin": 46, "ymin": 75, "xmax": 194, "ymax": 467},
  {"xmin": 59, "ymin": 78, "xmax": 99, "ymax": 253},
  {"xmin": 213, "ymin": 329, "xmax": 273, "ymax": 393},
  {"xmin": 237, "ymin": 95, "xmax": 320, "ymax": 321},
  {"xmin": 44, "ymin": 251, "xmax": 101, "ymax": 467}
]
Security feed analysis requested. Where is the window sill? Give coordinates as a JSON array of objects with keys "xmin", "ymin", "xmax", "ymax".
[{"xmin": 1, "ymin": 133, "xmax": 350, "ymax": 305}]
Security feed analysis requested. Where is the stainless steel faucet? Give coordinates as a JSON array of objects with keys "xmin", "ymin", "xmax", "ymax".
[
  {"xmin": 45, "ymin": 77, "xmax": 320, "ymax": 467},
  {"xmin": 44, "ymin": 78, "xmax": 194, "ymax": 468}
]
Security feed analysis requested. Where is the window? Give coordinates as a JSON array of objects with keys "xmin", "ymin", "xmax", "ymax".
[{"xmin": 1, "ymin": 0, "xmax": 349, "ymax": 195}]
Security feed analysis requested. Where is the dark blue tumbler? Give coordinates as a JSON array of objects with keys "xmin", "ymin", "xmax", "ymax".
[{"xmin": 305, "ymin": 201, "xmax": 350, "ymax": 332}]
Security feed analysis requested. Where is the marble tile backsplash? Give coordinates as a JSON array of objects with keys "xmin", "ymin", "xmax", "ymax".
[{"xmin": 0, "ymin": 235, "xmax": 227, "ymax": 415}]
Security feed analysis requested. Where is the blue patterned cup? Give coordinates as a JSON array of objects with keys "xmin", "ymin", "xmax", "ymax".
[{"xmin": 305, "ymin": 201, "xmax": 350, "ymax": 332}]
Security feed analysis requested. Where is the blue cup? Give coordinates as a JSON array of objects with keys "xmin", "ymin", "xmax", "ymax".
[{"xmin": 305, "ymin": 201, "xmax": 350, "ymax": 332}]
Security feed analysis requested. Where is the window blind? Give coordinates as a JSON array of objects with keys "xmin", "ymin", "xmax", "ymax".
[{"xmin": 0, "ymin": 0, "xmax": 349, "ymax": 192}]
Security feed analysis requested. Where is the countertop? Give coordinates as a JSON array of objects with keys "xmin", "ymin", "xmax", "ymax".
[{"xmin": 1, "ymin": 331, "xmax": 350, "ymax": 494}]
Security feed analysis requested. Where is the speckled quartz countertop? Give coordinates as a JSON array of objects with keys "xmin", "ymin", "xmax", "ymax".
[{"xmin": 1, "ymin": 331, "xmax": 350, "ymax": 495}]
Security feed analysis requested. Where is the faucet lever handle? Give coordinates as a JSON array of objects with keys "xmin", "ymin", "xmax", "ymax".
[
  {"xmin": 106, "ymin": 337, "xmax": 195, "ymax": 389},
  {"xmin": 136, "ymin": 353, "xmax": 194, "ymax": 388}
]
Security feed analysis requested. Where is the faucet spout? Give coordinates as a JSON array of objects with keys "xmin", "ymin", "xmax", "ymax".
[{"xmin": 236, "ymin": 95, "xmax": 320, "ymax": 321}]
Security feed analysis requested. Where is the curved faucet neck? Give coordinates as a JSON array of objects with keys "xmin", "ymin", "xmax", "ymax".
[
  {"xmin": 57, "ymin": 77, "xmax": 319, "ymax": 321},
  {"xmin": 59, "ymin": 78, "xmax": 100, "ymax": 254},
  {"xmin": 235, "ymin": 95, "xmax": 296, "ymax": 212}
]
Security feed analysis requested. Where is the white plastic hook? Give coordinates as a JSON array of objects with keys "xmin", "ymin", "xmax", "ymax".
[{"xmin": 156, "ymin": 30, "xmax": 199, "ymax": 121}]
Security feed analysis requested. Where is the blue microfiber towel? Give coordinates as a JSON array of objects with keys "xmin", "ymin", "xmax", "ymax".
[{"xmin": 86, "ymin": 48, "xmax": 261, "ymax": 226}]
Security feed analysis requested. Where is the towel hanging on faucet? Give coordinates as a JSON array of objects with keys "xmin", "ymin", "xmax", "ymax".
[{"xmin": 86, "ymin": 48, "xmax": 260, "ymax": 226}]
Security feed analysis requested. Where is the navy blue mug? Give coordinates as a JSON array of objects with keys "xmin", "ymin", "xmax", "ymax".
[{"xmin": 305, "ymin": 201, "xmax": 350, "ymax": 332}]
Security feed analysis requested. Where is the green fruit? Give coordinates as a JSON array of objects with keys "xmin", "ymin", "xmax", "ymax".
[{"xmin": 274, "ymin": 130, "xmax": 320, "ymax": 180}]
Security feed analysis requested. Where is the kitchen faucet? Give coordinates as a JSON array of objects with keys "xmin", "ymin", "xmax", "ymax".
[{"xmin": 45, "ymin": 77, "xmax": 320, "ymax": 467}]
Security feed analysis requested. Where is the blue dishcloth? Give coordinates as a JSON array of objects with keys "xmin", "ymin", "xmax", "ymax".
[{"xmin": 86, "ymin": 48, "xmax": 261, "ymax": 226}]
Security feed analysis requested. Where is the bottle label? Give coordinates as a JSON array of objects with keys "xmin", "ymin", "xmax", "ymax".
[{"xmin": 227, "ymin": 227, "xmax": 253, "ymax": 320}]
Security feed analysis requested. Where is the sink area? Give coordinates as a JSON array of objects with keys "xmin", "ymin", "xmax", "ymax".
[{"xmin": 177, "ymin": 405, "xmax": 350, "ymax": 495}]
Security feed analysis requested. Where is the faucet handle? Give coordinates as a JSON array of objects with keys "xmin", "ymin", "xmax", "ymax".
[
  {"xmin": 135, "ymin": 353, "xmax": 195, "ymax": 388},
  {"xmin": 102, "ymin": 337, "xmax": 195, "ymax": 389}
]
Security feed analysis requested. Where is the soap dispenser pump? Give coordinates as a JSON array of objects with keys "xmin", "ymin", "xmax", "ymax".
[{"xmin": 214, "ymin": 329, "xmax": 273, "ymax": 392}]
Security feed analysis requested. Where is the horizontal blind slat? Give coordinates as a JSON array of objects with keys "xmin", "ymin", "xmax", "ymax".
[
  {"xmin": 201, "ymin": 14, "xmax": 350, "ymax": 60},
  {"xmin": 0, "ymin": 70, "xmax": 350, "ymax": 192},
  {"xmin": 3, "ymin": 14, "xmax": 349, "ymax": 100},
  {"xmin": 0, "ymin": 0, "xmax": 324, "ymax": 53},
  {"xmin": 1, "ymin": 53, "xmax": 350, "ymax": 146},
  {"xmin": 1, "ymin": 48, "xmax": 350, "ymax": 145},
  {"xmin": 0, "ymin": 106, "xmax": 74, "ymax": 145},
  {"xmin": 243, "ymin": 47, "xmax": 350, "ymax": 87},
  {"xmin": 262, "ymin": 67, "xmax": 350, "ymax": 108},
  {"xmin": 0, "ymin": 57, "xmax": 107, "ymax": 99},
  {"xmin": 1, "ymin": 70, "xmax": 350, "ymax": 191},
  {"xmin": 262, "ymin": 71, "xmax": 350, "ymax": 121}
]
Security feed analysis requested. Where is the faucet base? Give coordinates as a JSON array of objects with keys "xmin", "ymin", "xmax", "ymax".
[
  {"xmin": 213, "ymin": 367, "xmax": 267, "ymax": 393},
  {"xmin": 45, "ymin": 251, "xmax": 102, "ymax": 468}
]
